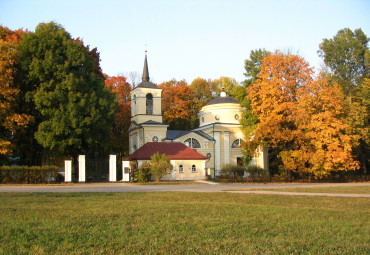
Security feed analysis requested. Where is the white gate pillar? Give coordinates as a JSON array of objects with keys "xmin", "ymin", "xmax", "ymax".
[
  {"xmin": 109, "ymin": 154, "xmax": 117, "ymax": 182},
  {"xmin": 122, "ymin": 160, "xmax": 130, "ymax": 182},
  {"xmin": 64, "ymin": 160, "xmax": 72, "ymax": 182},
  {"xmin": 78, "ymin": 155, "xmax": 85, "ymax": 183}
]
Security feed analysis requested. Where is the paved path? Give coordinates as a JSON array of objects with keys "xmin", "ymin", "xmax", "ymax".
[
  {"xmin": 0, "ymin": 182, "xmax": 369, "ymax": 197},
  {"xmin": 227, "ymin": 190, "xmax": 370, "ymax": 198}
]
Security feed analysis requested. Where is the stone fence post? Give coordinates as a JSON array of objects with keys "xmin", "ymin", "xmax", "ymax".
[
  {"xmin": 109, "ymin": 154, "xmax": 117, "ymax": 182},
  {"xmin": 65, "ymin": 160, "xmax": 72, "ymax": 182},
  {"xmin": 78, "ymin": 155, "xmax": 85, "ymax": 183}
]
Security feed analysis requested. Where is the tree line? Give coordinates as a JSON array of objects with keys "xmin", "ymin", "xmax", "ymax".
[{"xmin": 1, "ymin": 22, "xmax": 368, "ymax": 180}]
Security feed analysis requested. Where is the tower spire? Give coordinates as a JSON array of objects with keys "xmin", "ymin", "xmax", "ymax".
[{"xmin": 142, "ymin": 49, "xmax": 150, "ymax": 82}]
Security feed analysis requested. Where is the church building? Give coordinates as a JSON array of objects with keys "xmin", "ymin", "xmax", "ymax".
[{"xmin": 127, "ymin": 52, "xmax": 268, "ymax": 180}]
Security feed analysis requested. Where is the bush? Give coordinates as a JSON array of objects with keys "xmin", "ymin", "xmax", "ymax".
[
  {"xmin": 220, "ymin": 165, "xmax": 246, "ymax": 182},
  {"xmin": 0, "ymin": 166, "xmax": 59, "ymax": 184},
  {"xmin": 137, "ymin": 162, "xmax": 151, "ymax": 183},
  {"xmin": 150, "ymin": 153, "xmax": 172, "ymax": 182},
  {"xmin": 246, "ymin": 165, "xmax": 268, "ymax": 181}
]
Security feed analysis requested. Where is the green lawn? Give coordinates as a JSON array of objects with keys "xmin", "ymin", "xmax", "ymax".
[
  {"xmin": 231, "ymin": 185, "xmax": 370, "ymax": 194},
  {"xmin": 0, "ymin": 192, "xmax": 369, "ymax": 254}
]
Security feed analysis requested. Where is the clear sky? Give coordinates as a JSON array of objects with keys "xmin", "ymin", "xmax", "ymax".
[{"xmin": 1, "ymin": 0, "xmax": 369, "ymax": 84}]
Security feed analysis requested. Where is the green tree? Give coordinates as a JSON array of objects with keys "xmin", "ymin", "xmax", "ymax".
[
  {"xmin": 149, "ymin": 152, "xmax": 172, "ymax": 182},
  {"xmin": 318, "ymin": 28, "xmax": 369, "ymax": 96},
  {"xmin": 243, "ymin": 48, "xmax": 270, "ymax": 87},
  {"xmin": 213, "ymin": 76, "xmax": 239, "ymax": 94},
  {"xmin": 238, "ymin": 49, "xmax": 270, "ymax": 166},
  {"xmin": 18, "ymin": 22, "xmax": 116, "ymax": 162}
]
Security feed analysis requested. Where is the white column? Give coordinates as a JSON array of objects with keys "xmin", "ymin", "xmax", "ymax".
[
  {"xmin": 214, "ymin": 131, "xmax": 221, "ymax": 174},
  {"xmin": 224, "ymin": 132, "xmax": 230, "ymax": 165},
  {"xmin": 136, "ymin": 133, "xmax": 140, "ymax": 150},
  {"xmin": 78, "ymin": 155, "xmax": 85, "ymax": 183},
  {"xmin": 129, "ymin": 134, "xmax": 133, "ymax": 154},
  {"xmin": 202, "ymin": 160, "xmax": 206, "ymax": 178},
  {"xmin": 122, "ymin": 161, "xmax": 130, "ymax": 182},
  {"xmin": 64, "ymin": 160, "xmax": 72, "ymax": 182},
  {"xmin": 109, "ymin": 155, "xmax": 117, "ymax": 182},
  {"xmin": 171, "ymin": 160, "xmax": 176, "ymax": 180}
]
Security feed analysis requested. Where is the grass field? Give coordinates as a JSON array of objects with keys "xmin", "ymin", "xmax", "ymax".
[
  {"xmin": 231, "ymin": 185, "xmax": 370, "ymax": 194},
  {"xmin": 0, "ymin": 192, "xmax": 369, "ymax": 254}
]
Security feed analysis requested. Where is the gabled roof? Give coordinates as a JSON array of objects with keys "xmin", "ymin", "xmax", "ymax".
[
  {"xmin": 165, "ymin": 130, "xmax": 215, "ymax": 141},
  {"xmin": 127, "ymin": 142, "xmax": 208, "ymax": 160}
]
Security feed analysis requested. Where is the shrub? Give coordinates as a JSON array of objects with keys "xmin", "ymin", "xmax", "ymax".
[
  {"xmin": 0, "ymin": 166, "xmax": 59, "ymax": 184},
  {"xmin": 137, "ymin": 162, "xmax": 151, "ymax": 183},
  {"xmin": 150, "ymin": 153, "xmax": 172, "ymax": 182},
  {"xmin": 220, "ymin": 164, "xmax": 246, "ymax": 182},
  {"xmin": 246, "ymin": 165, "xmax": 268, "ymax": 181}
]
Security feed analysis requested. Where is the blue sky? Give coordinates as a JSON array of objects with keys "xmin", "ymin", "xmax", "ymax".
[{"xmin": 1, "ymin": 0, "xmax": 369, "ymax": 84}]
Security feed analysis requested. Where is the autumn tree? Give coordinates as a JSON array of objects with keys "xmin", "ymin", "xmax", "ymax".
[
  {"xmin": 158, "ymin": 79, "xmax": 195, "ymax": 130},
  {"xmin": 18, "ymin": 22, "xmax": 116, "ymax": 163},
  {"xmin": 319, "ymin": 28, "xmax": 369, "ymax": 177},
  {"xmin": 0, "ymin": 26, "xmax": 31, "ymax": 161},
  {"xmin": 105, "ymin": 75, "xmax": 131, "ymax": 160},
  {"xmin": 247, "ymin": 52, "xmax": 359, "ymax": 179}
]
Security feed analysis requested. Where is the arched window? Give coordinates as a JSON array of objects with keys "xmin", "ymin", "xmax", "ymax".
[
  {"xmin": 179, "ymin": 165, "xmax": 183, "ymax": 173},
  {"xmin": 231, "ymin": 139, "xmax": 244, "ymax": 148},
  {"xmin": 192, "ymin": 165, "xmax": 196, "ymax": 172},
  {"xmin": 184, "ymin": 138, "xmax": 201, "ymax": 148},
  {"xmin": 146, "ymin": 93, "xmax": 153, "ymax": 115}
]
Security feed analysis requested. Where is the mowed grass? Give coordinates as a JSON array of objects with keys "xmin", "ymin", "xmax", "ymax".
[
  {"xmin": 0, "ymin": 192, "xmax": 369, "ymax": 254},
  {"xmin": 235, "ymin": 185, "xmax": 370, "ymax": 194}
]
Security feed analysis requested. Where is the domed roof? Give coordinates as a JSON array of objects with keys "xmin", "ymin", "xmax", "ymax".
[{"xmin": 205, "ymin": 96, "xmax": 239, "ymax": 106}]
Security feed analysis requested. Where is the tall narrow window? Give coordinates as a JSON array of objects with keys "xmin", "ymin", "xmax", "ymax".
[
  {"xmin": 146, "ymin": 93, "xmax": 153, "ymax": 115},
  {"xmin": 179, "ymin": 165, "xmax": 183, "ymax": 173}
]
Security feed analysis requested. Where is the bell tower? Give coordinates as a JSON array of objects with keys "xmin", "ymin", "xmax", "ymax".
[{"xmin": 128, "ymin": 51, "xmax": 168, "ymax": 153}]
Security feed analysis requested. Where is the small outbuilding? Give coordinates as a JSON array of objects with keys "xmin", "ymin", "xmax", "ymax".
[{"xmin": 127, "ymin": 142, "xmax": 209, "ymax": 180}]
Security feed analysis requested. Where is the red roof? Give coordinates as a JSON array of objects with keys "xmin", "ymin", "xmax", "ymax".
[{"xmin": 127, "ymin": 142, "xmax": 208, "ymax": 160}]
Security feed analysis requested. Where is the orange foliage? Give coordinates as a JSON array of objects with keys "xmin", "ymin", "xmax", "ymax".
[
  {"xmin": 0, "ymin": 26, "xmax": 32, "ymax": 155},
  {"xmin": 158, "ymin": 81, "xmax": 195, "ymax": 125},
  {"xmin": 247, "ymin": 52, "xmax": 359, "ymax": 177},
  {"xmin": 105, "ymin": 76, "xmax": 131, "ymax": 157}
]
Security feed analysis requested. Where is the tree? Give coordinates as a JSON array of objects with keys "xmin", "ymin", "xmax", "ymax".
[
  {"xmin": 213, "ymin": 76, "xmax": 239, "ymax": 94},
  {"xmin": 189, "ymin": 77, "xmax": 215, "ymax": 101},
  {"xmin": 159, "ymin": 79, "xmax": 197, "ymax": 130},
  {"xmin": 149, "ymin": 152, "xmax": 172, "ymax": 182},
  {"xmin": 188, "ymin": 77, "xmax": 215, "ymax": 128},
  {"xmin": 318, "ymin": 28, "xmax": 369, "ymax": 96},
  {"xmin": 0, "ymin": 26, "xmax": 31, "ymax": 160},
  {"xmin": 247, "ymin": 52, "xmax": 359, "ymax": 179},
  {"xmin": 243, "ymin": 48, "xmax": 270, "ymax": 87},
  {"xmin": 18, "ymin": 22, "xmax": 116, "ymax": 161},
  {"xmin": 105, "ymin": 75, "xmax": 131, "ymax": 160},
  {"xmin": 159, "ymin": 79, "xmax": 195, "ymax": 130},
  {"xmin": 319, "ymin": 28, "xmax": 370, "ymax": 176}
]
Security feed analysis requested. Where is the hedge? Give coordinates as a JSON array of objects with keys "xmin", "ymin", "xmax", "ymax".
[{"xmin": 0, "ymin": 166, "xmax": 59, "ymax": 184}]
